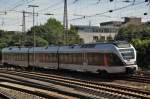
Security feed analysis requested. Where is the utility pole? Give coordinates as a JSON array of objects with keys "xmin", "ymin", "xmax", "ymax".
[
  {"xmin": 0, "ymin": 11, "xmax": 7, "ymax": 29},
  {"xmin": 63, "ymin": 0, "xmax": 68, "ymax": 45},
  {"xmin": 28, "ymin": 5, "xmax": 39, "ymax": 67},
  {"xmin": 20, "ymin": 10, "xmax": 26, "ymax": 46},
  {"xmin": 22, "ymin": 11, "xmax": 26, "ymax": 34},
  {"xmin": 21, "ymin": 10, "xmax": 32, "ymax": 46}
]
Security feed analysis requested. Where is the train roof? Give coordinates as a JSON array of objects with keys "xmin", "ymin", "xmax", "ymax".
[
  {"xmin": 2, "ymin": 42, "xmax": 132, "ymax": 53},
  {"xmin": 2, "ymin": 47, "xmax": 28, "ymax": 53}
]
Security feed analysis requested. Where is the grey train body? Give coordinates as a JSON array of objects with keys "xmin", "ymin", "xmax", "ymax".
[{"xmin": 1, "ymin": 42, "xmax": 138, "ymax": 75}]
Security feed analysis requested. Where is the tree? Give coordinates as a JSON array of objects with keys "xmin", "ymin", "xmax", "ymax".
[
  {"xmin": 28, "ymin": 18, "xmax": 83, "ymax": 45},
  {"xmin": 132, "ymin": 39, "xmax": 150, "ymax": 69},
  {"xmin": 116, "ymin": 24, "xmax": 150, "ymax": 41},
  {"xmin": 115, "ymin": 23, "xmax": 150, "ymax": 68},
  {"xmin": 67, "ymin": 25, "xmax": 84, "ymax": 44}
]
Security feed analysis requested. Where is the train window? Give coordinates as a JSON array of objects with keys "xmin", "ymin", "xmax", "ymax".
[
  {"xmin": 19, "ymin": 54, "xmax": 21, "ymax": 61},
  {"xmin": 30, "ymin": 54, "xmax": 34, "ymax": 61},
  {"xmin": 63, "ymin": 53, "xmax": 67, "ymax": 64},
  {"xmin": 74, "ymin": 53, "xmax": 79, "ymax": 64},
  {"xmin": 43, "ymin": 54, "xmax": 45, "ymax": 62},
  {"xmin": 48, "ymin": 54, "xmax": 51, "ymax": 62},
  {"xmin": 45, "ymin": 54, "xmax": 47, "ymax": 62},
  {"xmin": 45, "ymin": 54, "xmax": 48, "ymax": 63},
  {"xmin": 87, "ymin": 53, "xmax": 104, "ymax": 66},
  {"xmin": 108, "ymin": 53, "xmax": 123, "ymax": 66},
  {"xmin": 59, "ymin": 53, "xmax": 82, "ymax": 65},
  {"xmin": 77, "ymin": 54, "xmax": 81, "ymax": 64},
  {"xmin": 66, "ymin": 53, "xmax": 71, "ymax": 64},
  {"xmin": 72, "ymin": 54, "xmax": 76, "ymax": 64},
  {"xmin": 42, "ymin": 54, "xmax": 45, "ymax": 62},
  {"xmin": 52, "ymin": 53, "xmax": 55, "ymax": 63},
  {"xmin": 17, "ymin": 53, "xmax": 19, "ymax": 61},
  {"xmin": 12, "ymin": 54, "xmax": 14, "ymax": 61},
  {"xmin": 7, "ymin": 54, "xmax": 9, "ymax": 60},
  {"xmin": 24, "ymin": 53, "xmax": 27, "ymax": 61},
  {"xmin": 81, "ymin": 44, "xmax": 96, "ymax": 48},
  {"xmin": 16, "ymin": 53, "xmax": 18, "ymax": 61},
  {"xmin": 74, "ymin": 54, "xmax": 77, "ymax": 64},
  {"xmin": 60, "ymin": 53, "xmax": 64, "ymax": 63},
  {"xmin": 51, "ymin": 53, "xmax": 57, "ymax": 63},
  {"xmin": 51, "ymin": 53, "xmax": 53, "ymax": 62},
  {"xmin": 55, "ymin": 53, "xmax": 57, "ymax": 63},
  {"xmin": 41, "ymin": 53, "xmax": 44, "ymax": 62},
  {"xmin": 20, "ymin": 54, "xmax": 23, "ymax": 61},
  {"xmin": 114, "ymin": 42, "xmax": 130, "ymax": 48},
  {"xmin": 39, "ymin": 53, "xmax": 42, "ymax": 62},
  {"xmin": 18, "ymin": 54, "xmax": 20, "ymax": 60},
  {"xmin": 6, "ymin": 54, "xmax": 8, "ymax": 60},
  {"xmin": 87, "ymin": 53, "xmax": 92, "ymax": 65},
  {"xmin": 20, "ymin": 54, "xmax": 22, "ymax": 61},
  {"xmin": 53, "ymin": 53, "xmax": 55, "ymax": 62}
]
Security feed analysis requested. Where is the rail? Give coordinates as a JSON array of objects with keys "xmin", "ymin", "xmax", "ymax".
[{"xmin": 0, "ymin": 69, "xmax": 150, "ymax": 99}]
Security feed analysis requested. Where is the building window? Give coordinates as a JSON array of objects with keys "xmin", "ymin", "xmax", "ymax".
[{"xmin": 93, "ymin": 36, "xmax": 98, "ymax": 41}]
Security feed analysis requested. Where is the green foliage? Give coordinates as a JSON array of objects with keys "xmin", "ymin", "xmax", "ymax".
[
  {"xmin": 116, "ymin": 23, "xmax": 150, "ymax": 68},
  {"xmin": 36, "ymin": 36, "xmax": 49, "ymax": 47},
  {"xmin": 0, "ymin": 18, "xmax": 83, "ymax": 50},
  {"xmin": 132, "ymin": 39, "xmax": 150, "ymax": 69},
  {"xmin": 28, "ymin": 18, "xmax": 83, "ymax": 45},
  {"xmin": 116, "ymin": 24, "xmax": 150, "ymax": 41},
  {"xmin": 67, "ymin": 26, "xmax": 84, "ymax": 44}
]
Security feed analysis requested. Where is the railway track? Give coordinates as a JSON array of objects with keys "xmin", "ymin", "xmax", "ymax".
[
  {"xmin": 0, "ymin": 69, "xmax": 150, "ymax": 99},
  {"xmin": 0, "ymin": 81, "xmax": 78, "ymax": 99},
  {"xmin": 138, "ymin": 70, "xmax": 150, "ymax": 76},
  {"xmin": 0, "ymin": 91, "xmax": 12, "ymax": 99},
  {"xmin": 0, "ymin": 70, "xmax": 101, "ymax": 99},
  {"xmin": 126, "ymin": 75, "xmax": 150, "ymax": 83},
  {"xmin": 121, "ymin": 70, "xmax": 150, "ymax": 83}
]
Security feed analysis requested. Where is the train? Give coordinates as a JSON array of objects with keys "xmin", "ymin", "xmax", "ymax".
[{"xmin": 1, "ymin": 41, "xmax": 138, "ymax": 76}]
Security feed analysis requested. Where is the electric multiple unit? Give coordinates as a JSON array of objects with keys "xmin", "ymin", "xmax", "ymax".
[{"xmin": 1, "ymin": 41, "xmax": 138, "ymax": 75}]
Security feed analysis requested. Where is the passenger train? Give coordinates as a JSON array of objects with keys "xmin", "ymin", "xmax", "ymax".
[{"xmin": 1, "ymin": 41, "xmax": 138, "ymax": 76}]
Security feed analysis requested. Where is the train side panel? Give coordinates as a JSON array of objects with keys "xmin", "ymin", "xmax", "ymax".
[
  {"xmin": 28, "ymin": 47, "xmax": 59, "ymax": 69},
  {"xmin": 28, "ymin": 53, "xmax": 58, "ymax": 69},
  {"xmin": 58, "ymin": 52, "xmax": 128, "ymax": 74},
  {"xmin": 2, "ymin": 48, "xmax": 29, "ymax": 67}
]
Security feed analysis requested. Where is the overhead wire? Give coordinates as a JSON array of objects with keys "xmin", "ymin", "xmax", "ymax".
[
  {"xmin": 7, "ymin": 0, "xmax": 34, "ymax": 11},
  {"xmin": 38, "ymin": 1, "xmax": 63, "ymax": 12},
  {"xmin": 0, "ymin": 0, "xmax": 150, "ymax": 31},
  {"xmin": 70, "ymin": 1, "xmax": 145, "ymax": 21}
]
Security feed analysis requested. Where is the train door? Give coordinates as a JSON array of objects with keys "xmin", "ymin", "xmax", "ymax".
[
  {"xmin": 83, "ymin": 52, "xmax": 87, "ymax": 66},
  {"xmin": 0, "ymin": 51, "xmax": 2, "ymax": 65},
  {"xmin": 82, "ymin": 51, "xmax": 88, "ymax": 72}
]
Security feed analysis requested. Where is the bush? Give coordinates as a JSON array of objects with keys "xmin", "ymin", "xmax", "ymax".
[{"xmin": 132, "ymin": 39, "xmax": 150, "ymax": 69}]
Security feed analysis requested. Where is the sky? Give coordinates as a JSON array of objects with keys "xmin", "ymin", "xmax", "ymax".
[{"xmin": 0, "ymin": 0, "xmax": 150, "ymax": 31}]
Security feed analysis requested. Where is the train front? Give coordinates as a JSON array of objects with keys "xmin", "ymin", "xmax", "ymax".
[{"xmin": 115, "ymin": 42, "xmax": 138, "ymax": 74}]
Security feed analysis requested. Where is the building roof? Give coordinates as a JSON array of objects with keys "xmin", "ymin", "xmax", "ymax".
[{"xmin": 100, "ymin": 21, "xmax": 123, "ymax": 26}]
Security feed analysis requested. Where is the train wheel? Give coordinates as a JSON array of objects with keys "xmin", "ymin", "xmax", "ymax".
[{"xmin": 99, "ymin": 70, "xmax": 109, "ymax": 79}]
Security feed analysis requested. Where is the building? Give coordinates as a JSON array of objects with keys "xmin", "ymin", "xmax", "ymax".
[
  {"xmin": 124, "ymin": 17, "xmax": 141, "ymax": 25},
  {"xmin": 73, "ymin": 17, "xmax": 142, "ymax": 43},
  {"xmin": 100, "ymin": 21, "xmax": 122, "ymax": 33},
  {"xmin": 73, "ymin": 23, "xmax": 119, "ymax": 43}
]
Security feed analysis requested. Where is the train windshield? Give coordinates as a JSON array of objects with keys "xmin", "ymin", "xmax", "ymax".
[
  {"xmin": 114, "ymin": 42, "xmax": 130, "ymax": 48},
  {"xmin": 119, "ymin": 48, "xmax": 135, "ymax": 60}
]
